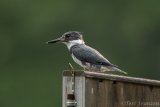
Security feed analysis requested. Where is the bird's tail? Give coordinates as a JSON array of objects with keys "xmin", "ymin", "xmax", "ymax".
[
  {"xmin": 111, "ymin": 67, "xmax": 128, "ymax": 75},
  {"xmin": 102, "ymin": 66, "xmax": 128, "ymax": 75}
]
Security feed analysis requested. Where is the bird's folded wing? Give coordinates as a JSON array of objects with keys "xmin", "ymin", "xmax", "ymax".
[{"xmin": 71, "ymin": 45, "xmax": 116, "ymax": 67}]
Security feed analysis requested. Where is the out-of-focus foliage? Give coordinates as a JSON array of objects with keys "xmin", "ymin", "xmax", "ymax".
[{"xmin": 0, "ymin": 0, "xmax": 160, "ymax": 107}]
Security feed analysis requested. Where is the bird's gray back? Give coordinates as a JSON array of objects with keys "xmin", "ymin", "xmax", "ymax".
[{"xmin": 70, "ymin": 44, "xmax": 115, "ymax": 67}]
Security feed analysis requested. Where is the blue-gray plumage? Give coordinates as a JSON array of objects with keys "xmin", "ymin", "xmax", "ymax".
[
  {"xmin": 47, "ymin": 31, "xmax": 127, "ymax": 74},
  {"xmin": 70, "ymin": 44, "xmax": 114, "ymax": 67}
]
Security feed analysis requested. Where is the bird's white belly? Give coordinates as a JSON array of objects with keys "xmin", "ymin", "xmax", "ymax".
[{"xmin": 71, "ymin": 54, "xmax": 86, "ymax": 68}]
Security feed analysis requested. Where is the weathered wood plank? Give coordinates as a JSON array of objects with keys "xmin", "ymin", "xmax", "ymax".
[
  {"xmin": 63, "ymin": 70, "xmax": 160, "ymax": 107},
  {"xmin": 63, "ymin": 71, "xmax": 86, "ymax": 107},
  {"xmin": 63, "ymin": 76, "xmax": 74, "ymax": 107},
  {"xmin": 85, "ymin": 78, "xmax": 160, "ymax": 107},
  {"xmin": 75, "ymin": 76, "xmax": 85, "ymax": 107},
  {"xmin": 63, "ymin": 70, "xmax": 160, "ymax": 86}
]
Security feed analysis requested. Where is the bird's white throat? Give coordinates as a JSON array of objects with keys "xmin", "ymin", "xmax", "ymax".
[{"xmin": 64, "ymin": 39, "xmax": 85, "ymax": 50}]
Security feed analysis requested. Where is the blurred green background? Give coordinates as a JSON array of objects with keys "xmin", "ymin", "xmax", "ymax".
[{"xmin": 0, "ymin": 0, "xmax": 160, "ymax": 107}]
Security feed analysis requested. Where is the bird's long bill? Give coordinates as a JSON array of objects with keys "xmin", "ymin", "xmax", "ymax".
[{"xmin": 46, "ymin": 37, "xmax": 64, "ymax": 44}]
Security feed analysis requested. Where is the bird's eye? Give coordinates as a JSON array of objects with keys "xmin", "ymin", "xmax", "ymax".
[{"xmin": 65, "ymin": 34, "xmax": 71, "ymax": 37}]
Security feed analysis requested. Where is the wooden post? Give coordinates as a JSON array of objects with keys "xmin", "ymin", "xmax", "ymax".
[{"xmin": 63, "ymin": 71, "xmax": 160, "ymax": 107}]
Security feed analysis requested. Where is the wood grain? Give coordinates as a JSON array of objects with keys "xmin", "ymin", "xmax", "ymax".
[{"xmin": 63, "ymin": 71, "xmax": 160, "ymax": 107}]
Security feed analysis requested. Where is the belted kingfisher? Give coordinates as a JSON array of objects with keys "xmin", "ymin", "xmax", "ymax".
[{"xmin": 47, "ymin": 31, "xmax": 127, "ymax": 74}]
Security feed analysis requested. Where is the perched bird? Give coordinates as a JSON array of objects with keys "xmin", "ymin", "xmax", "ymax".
[{"xmin": 47, "ymin": 31, "xmax": 127, "ymax": 74}]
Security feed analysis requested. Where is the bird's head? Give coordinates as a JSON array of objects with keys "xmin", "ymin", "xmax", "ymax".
[{"xmin": 47, "ymin": 31, "xmax": 85, "ymax": 49}]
